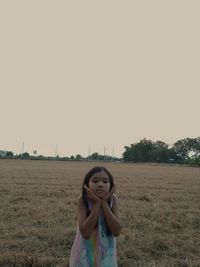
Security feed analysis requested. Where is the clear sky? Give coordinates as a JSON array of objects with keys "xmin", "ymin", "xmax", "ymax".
[{"xmin": 1, "ymin": 1, "xmax": 199, "ymax": 158}]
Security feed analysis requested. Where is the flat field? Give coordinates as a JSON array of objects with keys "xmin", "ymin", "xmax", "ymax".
[{"xmin": 0, "ymin": 159, "xmax": 199, "ymax": 267}]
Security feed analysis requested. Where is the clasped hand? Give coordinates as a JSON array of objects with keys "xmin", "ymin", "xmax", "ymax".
[{"xmin": 84, "ymin": 185, "xmax": 116, "ymax": 204}]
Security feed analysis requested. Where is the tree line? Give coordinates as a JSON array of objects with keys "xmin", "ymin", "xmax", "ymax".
[
  {"xmin": 1, "ymin": 137, "xmax": 200, "ymax": 166},
  {"xmin": 123, "ymin": 137, "xmax": 200, "ymax": 166},
  {"xmin": 1, "ymin": 152, "xmax": 120, "ymax": 162}
]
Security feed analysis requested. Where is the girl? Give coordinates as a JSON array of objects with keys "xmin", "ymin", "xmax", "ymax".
[{"xmin": 69, "ymin": 166, "xmax": 122, "ymax": 267}]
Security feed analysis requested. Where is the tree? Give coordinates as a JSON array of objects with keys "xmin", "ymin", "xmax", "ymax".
[
  {"xmin": 75, "ymin": 154, "xmax": 82, "ymax": 160},
  {"xmin": 123, "ymin": 138, "xmax": 178, "ymax": 163},
  {"xmin": 22, "ymin": 152, "xmax": 30, "ymax": 159},
  {"xmin": 89, "ymin": 152, "xmax": 99, "ymax": 160},
  {"xmin": 123, "ymin": 138, "xmax": 156, "ymax": 162},
  {"xmin": 6, "ymin": 151, "xmax": 14, "ymax": 158},
  {"xmin": 154, "ymin": 141, "xmax": 169, "ymax": 162},
  {"xmin": 190, "ymin": 137, "xmax": 200, "ymax": 156},
  {"xmin": 173, "ymin": 137, "xmax": 200, "ymax": 161}
]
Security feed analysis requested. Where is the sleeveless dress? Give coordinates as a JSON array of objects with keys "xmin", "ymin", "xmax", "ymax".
[{"xmin": 69, "ymin": 197, "xmax": 118, "ymax": 267}]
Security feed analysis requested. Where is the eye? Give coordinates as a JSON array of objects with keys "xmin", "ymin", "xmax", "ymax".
[{"xmin": 104, "ymin": 180, "xmax": 109, "ymax": 183}]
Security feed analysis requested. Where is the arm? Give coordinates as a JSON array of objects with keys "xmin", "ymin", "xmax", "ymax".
[
  {"xmin": 101, "ymin": 194, "xmax": 122, "ymax": 236},
  {"xmin": 77, "ymin": 195, "xmax": 101, "ymax": 240}
]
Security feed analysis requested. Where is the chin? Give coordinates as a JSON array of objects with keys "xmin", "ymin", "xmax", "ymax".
[{"xmin": 96, "ymin": 193, "xmax": 106, "ymax": 199}]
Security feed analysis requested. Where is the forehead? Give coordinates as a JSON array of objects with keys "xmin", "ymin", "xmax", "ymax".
[{"xmin": 90, "ymin": 171, "xmax": 109, "ymax": 180}]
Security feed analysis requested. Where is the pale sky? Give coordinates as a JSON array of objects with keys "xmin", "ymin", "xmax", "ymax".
[{"xmin": 0, "ymin": 1, "xmax": 199, "ymax": 158}]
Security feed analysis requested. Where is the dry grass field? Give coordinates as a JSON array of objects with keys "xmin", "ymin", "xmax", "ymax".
[{"xmin": 0, "ymin": 159, "xmax": 199, "ymax": 267}]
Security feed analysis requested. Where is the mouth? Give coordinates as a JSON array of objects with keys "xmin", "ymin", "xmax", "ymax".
[{"xmin": 96, "ymin": 189, "xmax": 105, "ymax": 193}]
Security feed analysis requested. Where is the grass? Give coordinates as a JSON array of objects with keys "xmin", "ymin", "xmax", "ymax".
[{"xmin": 0, "ymin": 159, "xmax": 199, "ymax": 267}]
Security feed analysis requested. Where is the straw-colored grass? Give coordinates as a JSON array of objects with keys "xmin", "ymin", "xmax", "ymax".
[{"xmin": 0, "ymin": 159, "xmax": 199, "ymax": 267}]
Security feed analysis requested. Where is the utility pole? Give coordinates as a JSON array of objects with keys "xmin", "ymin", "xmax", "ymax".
[
  {"xmin": 55, "ymin": 144, "xmax": 57, "ymax": 157},
  {"xmin": 22, "ymin": 142, "xmax": 24, "ymax": 155},
  {"xmin": 89, "ymin": 145, "xmax": 91, "ymax": 159}
]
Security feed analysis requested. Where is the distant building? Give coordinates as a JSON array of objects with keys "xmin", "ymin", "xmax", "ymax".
[{"xmin": 0, "ymin": 150, "xmax": 8, "ymax": 157}]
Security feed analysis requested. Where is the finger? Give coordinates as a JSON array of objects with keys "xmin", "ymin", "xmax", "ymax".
[
  {"xmin": 105, "ymin": 187, "xmax": 116, "ymax": 200},
  {"xmin": 84, "ymin": 185, "xmax": 91, "ymax": 193},
  {"xmin": 84, "ymin": 185, "xmax": 89, "ymax": 190},
  {"xmin": 84, "ymin": 186, "xmax": 93, "ymax": 197},
  {"xmin": 84, "ymin": 186, "xmax": 96, "ymax": 198},
  {"xmin": 104, "ymin": 189, "xmax": 115, "ymax": 199}
]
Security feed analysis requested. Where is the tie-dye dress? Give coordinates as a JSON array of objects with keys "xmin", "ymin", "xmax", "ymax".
[{"xmin": 69, "ymin": 198, "xmax": 118, "ymax": 267}]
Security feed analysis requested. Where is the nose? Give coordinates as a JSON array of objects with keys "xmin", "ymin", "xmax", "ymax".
[{"xmin": 97, "ymin": 181, "xmax": 104, "ymax": 187}]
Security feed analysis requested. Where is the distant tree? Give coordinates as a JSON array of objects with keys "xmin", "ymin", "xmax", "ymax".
[
  {"xmin": 186, "ymin": 155, "xmax": 200, "ymax": 166},
  {"xmin": 154, "ymin": 140, "xmax": 169, "ymax": 162},
  {"xmin": 173, "ymin": 137, "xmax": 200, "ymax": 161},
  {"xmin": 190, "ymin": 137, "xmax": 200, "ymax": 156},
  {"xmin": 89, "ymin": 153, "xmax": 106, "ymax": 160},
  {"xmin": 155, "ymin": 140, "xmax": 168, "ymax": 150},
  {"xmin": 98, "ymin": 154, "xmax": 105, "ymax": 160},
  {"xmin": 75, "ymin": 154, "xmax": 82, "ymax": 160},
  {"xmin": 137, "ymin": 138, "xmax": 156, "ymax": 162},
  {"xmin": 123, "ymin": 146, "xmax": 133, "ymax": 162},
  {"xmin": 123, "ymin": 138, "xmax": 178, "ymax": 163},
  {"xmin": 123, "ymin": 137, "xmax": 200, "ymax": 163},
  {"xmin": 166, "ymin": 148, "xmax": 179, "ymax": 162},
  {"xmin": 6, "ymin": 151, "xmax": 14, "ymax": 158},
  {"xmin": 89, "ymin": 152, "xmax": 99, "ymax": 160},
  {"xmin": 70, "ymin": 155, "xmax": 75, "ymax": 160},
  {"xmin": 22, "ymin": 152, "xmax": 30, "ymax": 159},
  {"xmin": 123, "ymin": 138, "xmax": 156, "ymax": 162},
  {"xmin": 173, "ymin": 138, "xmax": 191, "ymax": 160}
]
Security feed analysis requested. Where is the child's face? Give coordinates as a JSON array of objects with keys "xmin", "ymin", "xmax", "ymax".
[{"xmin": 88, "ymin": 171, "xmax": 111, "ymax": 198}]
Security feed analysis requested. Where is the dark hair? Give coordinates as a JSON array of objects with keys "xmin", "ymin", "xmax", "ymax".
[{"xmin": 81, "ymin": 166, "xmax": 114, "ymax": 235}]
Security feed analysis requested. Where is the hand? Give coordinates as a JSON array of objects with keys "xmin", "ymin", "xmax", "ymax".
[
  {"xmin": 102, "ymin": 185, "xmax": 116, "ymax": 202},
  {"xmin": 84, "ymin": 185, "xmax": 101, "ymax": 204}
]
